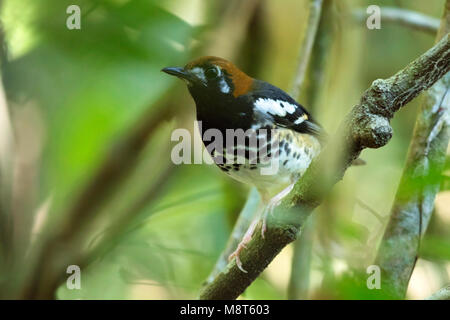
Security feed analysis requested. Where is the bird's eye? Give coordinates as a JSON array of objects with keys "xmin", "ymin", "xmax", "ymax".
[{"xmin": 205, "ymin": 67, "xmax": 220, "ymax": 80}]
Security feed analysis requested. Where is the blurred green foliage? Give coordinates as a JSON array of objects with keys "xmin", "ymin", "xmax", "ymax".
[{"xmin": 4, "ymin": 0, "xmax": 193, "ymax": 214}]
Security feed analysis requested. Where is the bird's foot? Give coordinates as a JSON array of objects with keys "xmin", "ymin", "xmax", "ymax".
[
  {"xmin": 228, "ymin": 219, "xmax": 259, "ymax": 273},
  {"xmin": 228, "ymin": 233, "xmax": 254, "ymax": 273}
]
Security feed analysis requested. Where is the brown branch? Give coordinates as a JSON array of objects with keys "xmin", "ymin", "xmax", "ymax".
[
  {"xmin": 290, "ymin": 0, "xmax": 324, "ymax": 100},
  {"xmin": 199, "ymin": 33, "xmax": 450, "ymax": 300}
]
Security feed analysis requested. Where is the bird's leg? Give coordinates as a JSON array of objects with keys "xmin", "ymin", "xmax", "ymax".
[
  {"xmin": 261, "ymin": 182, "xmax": 296, "ymax": 238},
  {"xmin": 228, "ymin": 203, "xmax": 265, "ymax": 273},
  {"xmin": 228, "ymin": 218, "xmax": 259, "ymax": 273},
  {"xmin": 228, "ymin": 183, "xmax": 297, "ymax": 272}
]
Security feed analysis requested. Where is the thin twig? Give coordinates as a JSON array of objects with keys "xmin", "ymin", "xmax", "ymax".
[
  {"xmin": 204, "ymin": 188, "xmax": 261, "ymax": 285},
  {"xmin": 287, "ymin": 0, "xmax": 331, "ymax": 300},
  {"xmin": 352, "ymin": 7, "xmax": 440, "ymax": 35},
  {"xmin": 19, "ymin": 106, "xmax": 173, "ymax": 299},
  {"xmin": 0, "ymin": 13, "xmax": 17, "ymax": 277},
  {"xmin": 0, "ymin": 73, "xmax": 14, "ymax": 273},
  {"xmin": 290, "ymin": 0, "xmax": 324, "ymax": 101},
  {"xmin": 356, "ymin": 198, "xmax": 384, "ymax": 223}
]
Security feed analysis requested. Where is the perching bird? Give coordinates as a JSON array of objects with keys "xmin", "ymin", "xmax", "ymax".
[{"xmin": 162, "ymin": 56, "xmax": 325, "ymax": 272}]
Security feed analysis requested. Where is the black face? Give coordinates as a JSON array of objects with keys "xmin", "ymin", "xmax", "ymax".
[
  {"xmin": 162, "ymin": 61, "xmax": 251, "ymax": 132},
  {"xmin": 162, "ymin": 63, "xmax": 233, "ymax": 98}
]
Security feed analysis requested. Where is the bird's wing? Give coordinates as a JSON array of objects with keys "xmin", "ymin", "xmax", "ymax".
[{"xmin": 247, "ymin": 81, "xmax": 327, "ymax": 141}]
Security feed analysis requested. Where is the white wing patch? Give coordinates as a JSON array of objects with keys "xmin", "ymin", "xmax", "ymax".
[
  {"xmin": 254, "ymin": 98, "xmax": 310, "ymax": 127},
  {"xmin": 254, "ymin": 98, "xmax": 297, "ymax": 117},
  {"xmin": 294, "ymin": 114, "xmax": 308, "ymax": 124},
  {"xmin": 283, "ymin": 102, "xmax": 296, "ymax": 114}
]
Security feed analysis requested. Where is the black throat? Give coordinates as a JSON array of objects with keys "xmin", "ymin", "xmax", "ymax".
[{"xmin": 188, "ymin": 87, "xmax": 253, "ymax": 134}]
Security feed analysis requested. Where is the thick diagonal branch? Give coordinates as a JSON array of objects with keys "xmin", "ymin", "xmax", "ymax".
[{"xmin": 199, "ymin": 33, "xmax": 450, "ymax": 300}]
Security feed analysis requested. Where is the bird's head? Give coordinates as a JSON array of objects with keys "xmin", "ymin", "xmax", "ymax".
[{"xmin": 162, "ymin": 56, "xmax": 253, "ymax": 100}]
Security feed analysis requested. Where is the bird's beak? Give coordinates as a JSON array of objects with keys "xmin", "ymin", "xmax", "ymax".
[{"xmin": 161, "ymin": 67, "xmax": 194, "ymax": 82}]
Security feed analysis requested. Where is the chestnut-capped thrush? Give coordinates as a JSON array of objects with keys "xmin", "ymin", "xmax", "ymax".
[{"xmin": 162, "ymin": 56, "xmax": 325, "ymax": 272}]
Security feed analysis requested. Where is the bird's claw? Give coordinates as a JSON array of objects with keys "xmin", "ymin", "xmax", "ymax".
[
  {"xmin": 261, "ymin": 217, "xmax": 267, "ymax": 239},
  {"xmin": 228, "ymin": 244, "xmax": 248, "ymax": 273}
]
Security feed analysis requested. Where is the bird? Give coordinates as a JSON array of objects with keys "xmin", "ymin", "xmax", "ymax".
[{"xmin": 162, "ymin": 56, "xmax": 326, "ymax": 272}]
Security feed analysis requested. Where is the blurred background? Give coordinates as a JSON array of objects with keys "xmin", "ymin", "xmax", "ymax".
[{"xmin": 0, "ymin": 0, "xmax": 448, "ymax": 299}]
